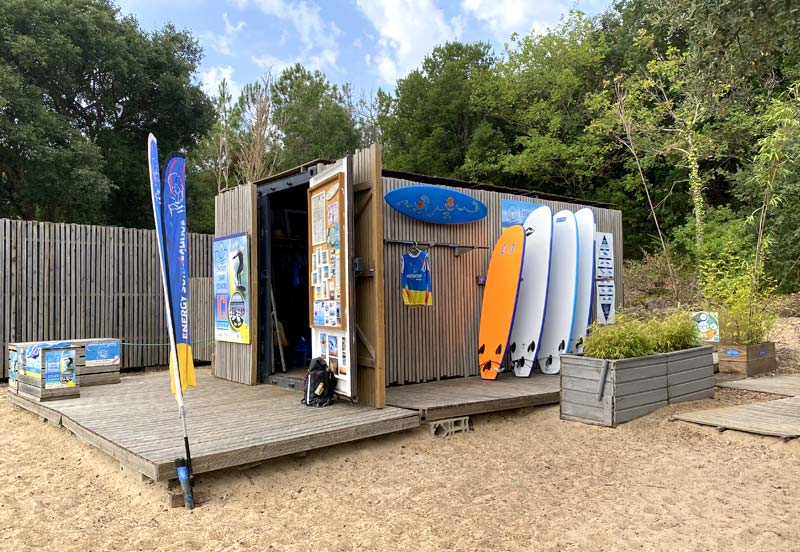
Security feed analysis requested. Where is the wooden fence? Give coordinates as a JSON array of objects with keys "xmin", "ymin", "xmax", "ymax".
[{"xmin": 0, "ymin": 219, "xmax": 214, "ymax": 378}]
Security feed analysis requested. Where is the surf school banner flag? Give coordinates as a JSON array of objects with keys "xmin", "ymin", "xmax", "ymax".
[{"xmin": 148, "ymin": 134, "xmax": 196, "ymax": 401}]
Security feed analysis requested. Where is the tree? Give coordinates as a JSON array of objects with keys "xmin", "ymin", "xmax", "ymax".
[
  {"xmin": 235, "ymin": 72, "xmax": 286, "ymax": 184},
  {"xmin": 379, "ymin": 41, "xmax": 496, "ymax": 178},
  {"xmin": 271, "ymin": 64, "xmax": 359, "ymax": 170},
  {"xmin": 0, "ymin": 0, "xmax": 213, "ymax": 226}
]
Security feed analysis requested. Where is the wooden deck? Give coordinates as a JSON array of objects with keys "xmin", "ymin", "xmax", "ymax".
[
  {"xmin": 8, "ymin": 371, "xmax": 419, "ymax": 481},
  {"xmin": 671, "ymin": 396, "xmax": 800, "ymax": 439},
  {"xmin": 385, "ymin": 374, "xmax": 560, "ymax": 421},
  {"xmin": 717, "ymin": 374, "xmax": 800, "ymax": 397}
]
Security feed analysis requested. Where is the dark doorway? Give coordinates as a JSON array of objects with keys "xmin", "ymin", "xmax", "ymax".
[{"xmin": 256, "ymin": 166, "xmax": 319, "ymax": 382}]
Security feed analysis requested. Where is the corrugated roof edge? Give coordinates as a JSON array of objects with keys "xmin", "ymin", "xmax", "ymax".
[
  {"xmin": 250, "ymin": 158, "xmax": 335, "ymax": 187},
  {"xmin": 381, "ymin": 168, "xmax": 616, "ymax": 209}
]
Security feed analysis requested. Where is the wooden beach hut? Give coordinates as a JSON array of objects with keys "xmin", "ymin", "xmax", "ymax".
[{"xmin": 214, "ymin": 144, "xmax": 624, "ymax": 416}]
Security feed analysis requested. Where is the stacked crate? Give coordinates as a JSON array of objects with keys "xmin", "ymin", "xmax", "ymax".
[
  {"xmin": 76, "ymin": 339, "xmax": 122, "ymax": 386},
  {"xmin": 7, "ymin": 341, "xmax": 82, "ymax": 401}
]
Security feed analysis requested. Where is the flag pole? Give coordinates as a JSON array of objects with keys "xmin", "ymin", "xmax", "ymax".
[{"xmin": 148, "ymin": 134, "xmax": 194, "ymax": 507}]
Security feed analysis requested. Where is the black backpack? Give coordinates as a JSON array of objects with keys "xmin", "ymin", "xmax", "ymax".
[{"xmin": 301, "ymin": 357, "xmax": 337, "ymax": 407}]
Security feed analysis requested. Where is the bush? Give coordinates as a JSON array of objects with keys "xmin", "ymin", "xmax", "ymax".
[
  {"xmin": 582, "ymin": 310, "xmax": 700, "ymax": 360},
  {"xmin": 646, "ymin": 311, "xmax": 700, "ymax": 353},
  {"xmin": 700, "ymin": 257, "xmax": 777, "ymax": 345},
  {"xmin": 623, "ymin": 251, "xmax": 700, "ymax": 310}
]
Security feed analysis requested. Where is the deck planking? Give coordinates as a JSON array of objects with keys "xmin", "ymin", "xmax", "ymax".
[
  {"xmin": 717, "ymin": 374, "xmax": 800, "ymax": 397},
  {"xmin": 9, "ymin": 371, "xmax": 419, "ymax": 481},
  {"xmin": 671, "ymin": 396, "xmax": 800, "ymax": 438},
  {"xmin": 385, "ymin": 374, "xmax": 560, "ymax": 421}
]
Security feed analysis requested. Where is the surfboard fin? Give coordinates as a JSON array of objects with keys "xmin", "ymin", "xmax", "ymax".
[
  {"xmin": 546, "ymin": 355, "xmax": 553, "ymax": 366},
  {"xmin": 576, "ymin": 337, "xmax": 584, "ymax": 348},
  {"xmin": 478, "ymin": 344, "xmax": 485, "ymax": 355},
  {"xmin": 558, "ymin": 340, "xmax": 565, "ymax": 352},
  {"xmin": 527, "ymin": 341, "xmax": 535, "ymax": 353},
  {"xmin": 495, "ymin": 344, "xmax": 502, "ymax": 355},
  {"xmin": 510, "ymin": 342, "xmax": 517, "ymax": 353}
]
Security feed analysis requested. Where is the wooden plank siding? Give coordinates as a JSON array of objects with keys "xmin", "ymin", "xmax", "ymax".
[
  {"xmin": 352, "ymin": 145, "xmax": 386, "ymax": 407},
  {"xmin": 0, "ymin": 219, "xmax": 213, "ymax": 378},
  {"xmin": 381, "ymin": 178, "xmax": 625, "ymax": 386},
  {"xmin": 214, "ymin": 184, "xmax": 258, "ymax": 385}
]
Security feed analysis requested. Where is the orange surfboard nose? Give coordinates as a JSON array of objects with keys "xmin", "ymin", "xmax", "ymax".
[{"xmin": 478, "ymin": 226, "xmax": 525, "ymax": 380}]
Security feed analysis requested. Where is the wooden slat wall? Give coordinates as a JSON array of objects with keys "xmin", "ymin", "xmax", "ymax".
[
  {"xmin": 190, "ymin": 277, "xmax": 214, "ymax": 362},
  {"xmin": 382, "ymin": 178, "xmax": 625, "ymax": 385},
  {"xmin": 352, "ymin": 144, "xmax": 386, "ymax": 407},
  {"xmin": 214, "ymin": 183, "xmax": 258, "ymax": 385},
  {"xmin": 0, "ymin": 219, "xmax": 213, "ymax": 378}
]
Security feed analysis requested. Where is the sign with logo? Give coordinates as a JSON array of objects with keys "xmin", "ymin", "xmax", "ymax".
[
  {"xmin": 501, "ymin": 199, "xmax": 542, "ymax": 229},
  {"xmin": 86, "ymin": 340, "xmax": 121, "ymax": 367},
  {"xmin": 691, "ymin": 312, "xmax": 719, "ymax": 343},
  {"xmin": 214, "ymin": 232, "xmax": 251, "ymax": 344},
  {"xmin": 44, "ymin": 348, "xmax": 77, "ymax": 389}
]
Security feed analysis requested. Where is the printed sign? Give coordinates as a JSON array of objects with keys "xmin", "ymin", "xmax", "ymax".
[
  {"xmin": 214, "ymin": 232, "xmax": 251, "ymax": 344},
  {"xmin": 44, "ymin": 349, "xmax": 77, "ymax": 389},
  {"xmin": 86, "ymin": 340, "xmax": 121, "ymax": 367},
  {"xmin": 501, "ymin": 199, "xmax": 542, "ymax": 228},
  {"xmin": 596, "ymin": 281, "xmax": 616, "ymax": 325},
  {"xmin": 23, "ymin": 341, "xmax": 71, "ymax": 380},
  {"xmin": 595, "ymin": 232, "xmax": 614, "ymax": 279},
  {"xmin": 691, "ymin": 312, "xmax": 719, "ymax": 343},
  {"xmin": 8, "ymin": 349, "xmax": 18, "ymax": 385}
]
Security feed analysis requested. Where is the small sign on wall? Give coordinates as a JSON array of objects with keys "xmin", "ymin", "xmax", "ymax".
[
  {"xmin": 214, "ymin": 232, "xmax": 251, "ymax": 344},
  {"xmin": 595, "ymin": 232, "xmax": 614, "ymax": 279}
]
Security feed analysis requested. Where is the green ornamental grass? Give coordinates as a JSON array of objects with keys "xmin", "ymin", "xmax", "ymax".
[{"xmin": 582, "ymin": 311, "xmax": 700, "ymax": 360}]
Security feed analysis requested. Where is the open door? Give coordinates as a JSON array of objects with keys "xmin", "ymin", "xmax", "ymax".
[{"xmin": 307, "ymin": 158, "xmax": 357, "ymax": 397}]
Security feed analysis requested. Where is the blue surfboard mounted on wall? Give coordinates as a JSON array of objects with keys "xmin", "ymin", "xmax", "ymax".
[{"xmin": 384, "ymin": 185, "xmax": 488, "ymax": 224}]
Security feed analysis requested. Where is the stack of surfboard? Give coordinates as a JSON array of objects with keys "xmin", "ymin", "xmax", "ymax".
[{"xmin": 479, "ymin": 207, "xmax": 597, "ymax": 379}]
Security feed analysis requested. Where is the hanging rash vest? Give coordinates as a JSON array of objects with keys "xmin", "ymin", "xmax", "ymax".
[{"xmin": 401, "ymin": 250, "xmax": 432, "ymax": 306}]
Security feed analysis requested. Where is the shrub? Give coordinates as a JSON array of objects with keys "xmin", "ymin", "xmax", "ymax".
[
  {"xmin": 646, "ymin": 311, "xmax": 700, "ymax": 353},
  {"xmin": 700, "ymin": 257, "xmax": 778, "ymax": 345},
  {"xmin": 583, "ymin": 315, "xmax": 655, "ymax": 360},
  {"xmin": 582, "ymin": 310, "xmax": 700, "ymax": 360}
]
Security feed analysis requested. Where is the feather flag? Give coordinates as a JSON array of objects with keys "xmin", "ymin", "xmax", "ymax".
[{"xmin": 148, "ymin": 134, "xmax": 196, "ymax": 402}]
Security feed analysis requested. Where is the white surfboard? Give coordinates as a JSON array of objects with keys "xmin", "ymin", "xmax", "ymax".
[
  {"xmin": 538, "ymin": 210, "xmax": 578, "ymax": 375},
  {"xmin": 509, "ymin": 206, "xmax": 553, "ymax": 377},
  {"xmin": 569, "ymin": 208, "xmax": 596, "ymax": 353}
]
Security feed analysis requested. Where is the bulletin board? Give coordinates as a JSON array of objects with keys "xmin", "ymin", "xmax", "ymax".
[
  {"xmin": 308, "ymin": 174, "xmax": 347, "ymax": 331},
  {"xmin": 307, "ymin": 166, "xmax": 354, "ymax": 396}
]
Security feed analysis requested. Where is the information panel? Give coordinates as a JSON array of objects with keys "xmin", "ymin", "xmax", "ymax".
[{"xmin": 214, "ymin": 232, "xmax": 251, "ymax": 344}]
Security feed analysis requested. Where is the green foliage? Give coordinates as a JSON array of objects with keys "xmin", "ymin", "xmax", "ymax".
[
  {"xmin": 671, "ymin": 206, "xmax": 753, "ymax": 264},
  {"xmin": 583, "ymin": 315, "xmax": 655, "ymax": 360},
  {"xmin": 700, "ymin": 257, "xmax": 777, "ymax": 345},
  {"xmin": 623, "ymin": 250, "xmax": 699, "ymax": 308},
  {"xmin": 583, "ymin": 310, "xmax": 699, "ymax": 360},
  {"xmin": 0, "ymin": 0, "xmax": 214, "ymax": 227},
  {"xmin": 645, "ymin": 311, "xmax": 700, "ymax": 353},
  {"xmin": 271, "ymin": 64, "xmax": 360, "ymax": 171},
  {"xmin": 379, "ymin": 41, "xmax": 495, "ymax": 178}
]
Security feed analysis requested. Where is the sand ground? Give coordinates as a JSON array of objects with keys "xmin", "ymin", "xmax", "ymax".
[{"xmin": 1, "ymin": 320, "xmax": 800, "ymax": 551}]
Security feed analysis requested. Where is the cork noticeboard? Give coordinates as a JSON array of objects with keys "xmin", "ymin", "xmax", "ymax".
[{"xmin": 308, "ymin": 173, "xmax": 347, "ymax": 331}]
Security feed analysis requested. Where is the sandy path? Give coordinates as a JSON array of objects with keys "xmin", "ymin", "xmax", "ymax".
[{"xmin": 2, "ymin": 384, "xmax": 799, "ymax": 551}]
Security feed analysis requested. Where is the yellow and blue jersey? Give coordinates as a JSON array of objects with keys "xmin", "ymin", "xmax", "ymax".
[{"xmin": 401, "ymin": 251, "xmax": 432, "ymax": 306}]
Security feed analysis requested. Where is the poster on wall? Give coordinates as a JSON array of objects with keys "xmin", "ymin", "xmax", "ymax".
[
  {"xmin": 501, "ymin": 199, "xmax": 542, "ymax": 229},
  {"xmin": 86, "ymin": 340, "xmax": 121, "ymax": 367},
  {"xmin": 214, "ymin": 232, "xmax": 251, "ymax": 344},
  {"xmin": 311, "ymin": 191, "xmax": 326, "ymax": 246},
  {"xmin": 692, "ymin": 311, "xmax": 720, "ymax": 342},
  {"xmin": 308, "ymin": 163, "xmax": 355, "ymax": 397},
  {"xmin": 44, "ymin": 348, "xmax": 77, "ymax": 389}
]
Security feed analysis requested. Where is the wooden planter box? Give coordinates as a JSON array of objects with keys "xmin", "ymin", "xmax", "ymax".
[
  {"xmin": 561, "ymin": 346, "xmax": 715, "ymax": 427},
  {"xmin": 717, "ymin": 342, "xmax": 776, "ymax": 377},
  {"xmin": 561, "ymin": 354, "xmax": 668, "ymax": 427},
  {"xmin": 665, "ymin": 346, "xmax": 715, "ymax": 404}
]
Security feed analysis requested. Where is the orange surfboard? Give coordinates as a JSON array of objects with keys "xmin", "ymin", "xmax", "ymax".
[{"xmin": 478, "ymin": 226, "xmax": 525, "ymax": 380}]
